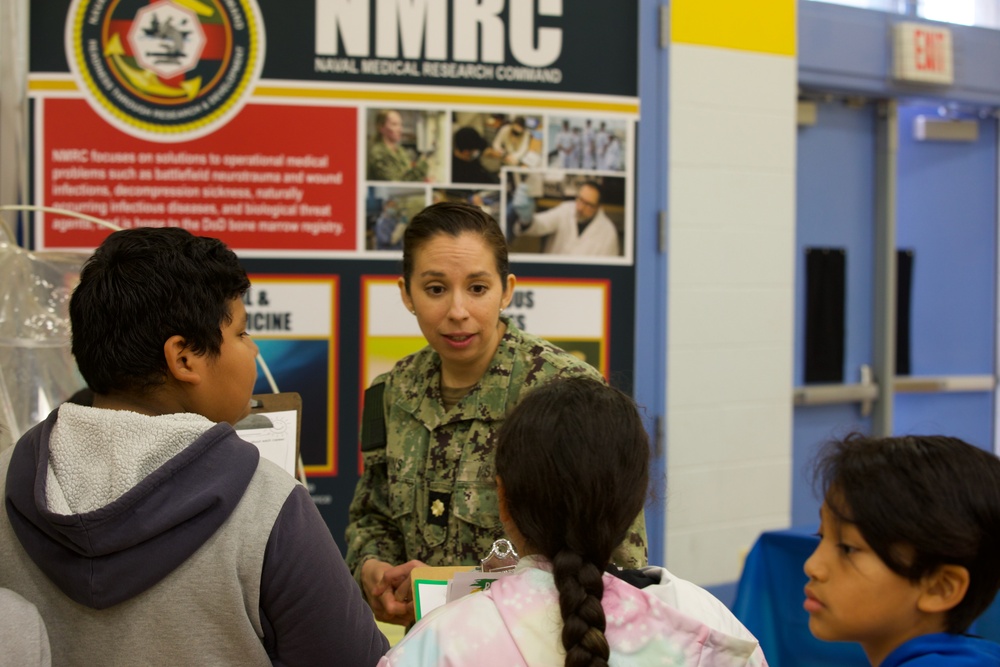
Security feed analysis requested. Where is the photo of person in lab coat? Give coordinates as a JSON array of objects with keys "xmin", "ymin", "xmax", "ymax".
[{"xmin": 508, "ymin": 173, "xmax": 625, "ymax": 257}]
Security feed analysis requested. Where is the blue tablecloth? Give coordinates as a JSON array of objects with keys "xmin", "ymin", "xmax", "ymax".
[
  {"xmin": 733, "ymin": 526, "xmax": 1000, "ymax": 667},
  {"xmin": 732, "ymin": 527, "xmax": 872, "ymax": 667}
]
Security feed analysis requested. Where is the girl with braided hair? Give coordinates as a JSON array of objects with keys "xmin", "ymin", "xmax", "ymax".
[{"xmin": 378, "ymin": 377, "xmax": 768, "ymax": 666}]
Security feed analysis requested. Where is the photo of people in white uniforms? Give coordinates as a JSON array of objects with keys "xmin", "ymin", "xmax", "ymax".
[
  {"xmin": 548, "ymin": 116, "xmax": 628, "ymax": 172},
  {"xmin": 553, "ymin": 119, "xmax": 578, "ymax": 168},
  {"xmin": 509, "ymin": 176, "xmax": 623, "ymax": 257}
]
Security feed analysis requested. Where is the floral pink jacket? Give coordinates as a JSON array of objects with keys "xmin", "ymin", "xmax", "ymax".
[{"xmin": 380, "ymin": 557, "xmax": 767, "ymax": 666}]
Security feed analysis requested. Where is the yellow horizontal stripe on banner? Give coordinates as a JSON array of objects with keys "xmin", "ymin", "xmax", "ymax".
[
  {"xmin": 29, "ymin": 79, "xmax": 639, "ymax": 115},
  {"xmin": 29, "ymin": 80, "xmax": 78, "ymax": 91},
  {"xmin": 672, "ymin": 0, "xmax": 795, "ymax": 56},
  {"xmin": 253, "ymin": 86, "xmax": 640, "ymax": 114}
]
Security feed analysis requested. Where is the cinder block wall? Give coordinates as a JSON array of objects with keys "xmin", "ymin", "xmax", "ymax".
[{"xmin": 665, "ymin": 0, "xmax": 797, "ymax": 585}]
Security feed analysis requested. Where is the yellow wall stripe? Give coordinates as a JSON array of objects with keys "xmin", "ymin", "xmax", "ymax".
[{"xmin": 672, "ymin": 0, "xmax": 796, "ymax": 56}]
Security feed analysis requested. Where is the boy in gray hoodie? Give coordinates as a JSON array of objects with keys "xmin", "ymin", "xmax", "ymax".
[{"xmin": 1, "ymin": 227, "xmax": 387, "ymax": 666}]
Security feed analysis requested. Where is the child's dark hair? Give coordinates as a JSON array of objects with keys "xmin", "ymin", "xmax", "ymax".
[
  {"xmin": 70, "ymin": 227, "xmax": 250, "ymax": 395},
  {"xmin": 495, "ymin": 376, "xmax": 649, "ymax": 667},
  {"xmin": 815, "ymin": 433, "xmax": 1000, "ymax": 633},
  {"xmin": 401, "ymin": 202, "xmax": 509, "ymax": 293}
]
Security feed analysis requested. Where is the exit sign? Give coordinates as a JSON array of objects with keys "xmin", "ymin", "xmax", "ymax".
[{"xmin": 894, "ymin": 22, "xmax": 954, "ymax": 85}]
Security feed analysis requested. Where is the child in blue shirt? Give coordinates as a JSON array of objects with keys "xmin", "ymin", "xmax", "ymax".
[{"xmin": 804, "ymin": 433, "xmax": 1000, "ymax": 666}]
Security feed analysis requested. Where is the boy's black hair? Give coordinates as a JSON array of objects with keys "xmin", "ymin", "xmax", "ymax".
[
  {"xmin": 70, "ymin": 227, "xmax": 250, "ymax": 395},
  {"xmin": 815, "ymin": 433, "xmax": 1000, "ymax": 633}
]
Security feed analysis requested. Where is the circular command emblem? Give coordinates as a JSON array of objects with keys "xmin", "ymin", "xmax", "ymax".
[{"xmin": 65, "ymin": 0, "xmax": 265, "ymax": 142}]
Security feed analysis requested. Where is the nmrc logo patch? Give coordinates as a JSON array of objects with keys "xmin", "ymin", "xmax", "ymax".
[
  {"xmin": 129, "ymin": 2, "xmax": 206, "ymax": 79},
  {"xmin": 65, "ymin": 0, "xmax": 265, "ymax": 142}
]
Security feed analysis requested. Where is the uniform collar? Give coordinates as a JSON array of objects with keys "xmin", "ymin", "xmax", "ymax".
[{"xmin": 396, "ymin": 316, "xmax": 521, "ymax": 429}]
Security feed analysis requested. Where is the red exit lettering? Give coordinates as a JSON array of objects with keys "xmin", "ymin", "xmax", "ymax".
[{"xmin": 914, "ymin": 29, "xmax": 945, "ymax": 72}]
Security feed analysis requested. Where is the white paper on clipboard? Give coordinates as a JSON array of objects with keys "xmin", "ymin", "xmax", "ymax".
[
  {"xmin": 233, "ymin": 393, "xmax": 302, "ymax": 477},
  {"xmin": 235, "ymin": 409, "xmax": 297, "ymax": 475}
]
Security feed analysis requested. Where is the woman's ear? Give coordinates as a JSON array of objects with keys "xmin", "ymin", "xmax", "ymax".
[
  {"xmin": 164, "ymin": 335, "xmax": 201, "ymax": 386},
  {"xmin": 398, "ymin": 277, "xmax": 415, "ymax": 314},
  {"xmin": 917, "ymin": 564, "xmax": 970, "ymax": 615},
  {"xmin": 502, "ymin": 274, "xmax": 517, "ymax": 310}
]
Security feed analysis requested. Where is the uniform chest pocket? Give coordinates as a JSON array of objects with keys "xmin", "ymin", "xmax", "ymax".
[
  {"xmin": 452, "ymin": 480, "xmax": 502, "ymax": 531},
  {"xmin": 388, "ymin": 479, "xmax": 415, "ymax": 520}
]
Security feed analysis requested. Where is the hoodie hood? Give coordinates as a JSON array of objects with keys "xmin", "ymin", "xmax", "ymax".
[{"xmin": 5, "ymin": 407, "xmax": 259, "ymax": 610}]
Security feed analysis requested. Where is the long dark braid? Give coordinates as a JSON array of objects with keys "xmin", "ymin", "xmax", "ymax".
[
  {"xmin": 495, "ymin": 377, "xmax": 649, "ymax": 667},
  {"xmin": 554, "ymin": 551, "xmax": 610, "ymax": 666}
]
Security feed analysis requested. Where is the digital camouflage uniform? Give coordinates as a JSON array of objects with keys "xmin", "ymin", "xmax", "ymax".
[
  {"xmin": 345, "ymin": 318, "xmax": 648, "ymax": 588},
  {"xmin": 367, "ymin": 141, "xmax": 428, "ymax": 182}
]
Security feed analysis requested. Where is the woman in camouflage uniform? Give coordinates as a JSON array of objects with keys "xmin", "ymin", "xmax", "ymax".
[
  {"xmin": 366, "ymin": 109, "xmax": 429, "ymax": 182},
  {"xmin": 345, "ymin": 202, "xmax": 647, "ymax": 626}
]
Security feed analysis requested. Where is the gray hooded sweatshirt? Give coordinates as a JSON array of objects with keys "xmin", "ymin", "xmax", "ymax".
[{"xmin": 1, "ymin": 403, "xmax": 387, "ymax": 666}]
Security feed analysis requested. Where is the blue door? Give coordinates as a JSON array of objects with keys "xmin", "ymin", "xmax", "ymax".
[
  {"xmin": 792, "ymin": 99, "xmax": 878, "ymax": 526},
  {"xmin": 893, "ymin": 104, "xmax": 997, "ymax": 448}
]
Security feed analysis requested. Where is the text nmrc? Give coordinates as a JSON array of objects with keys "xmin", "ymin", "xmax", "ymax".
[{"xmin": 315, "ymin": 0, "xmax": 562, "ymax": 68}]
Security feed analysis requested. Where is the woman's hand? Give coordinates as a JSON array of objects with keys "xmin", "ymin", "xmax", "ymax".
[{"xmin": 361, "ymin": 558, "xmax": 427, "ymax": 626}]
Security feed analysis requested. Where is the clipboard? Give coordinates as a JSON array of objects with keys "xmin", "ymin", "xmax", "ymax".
[
  {"xmin": 409, "ymin": 539, "xmax": 521, "ymax": 620},
  {"xmin": 410, "ymin": 566, "xmax": 475, "ymax": 621},
  {"xmin": 234, "ymin": 392, "xmax": 302, "ymax": 478}
]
